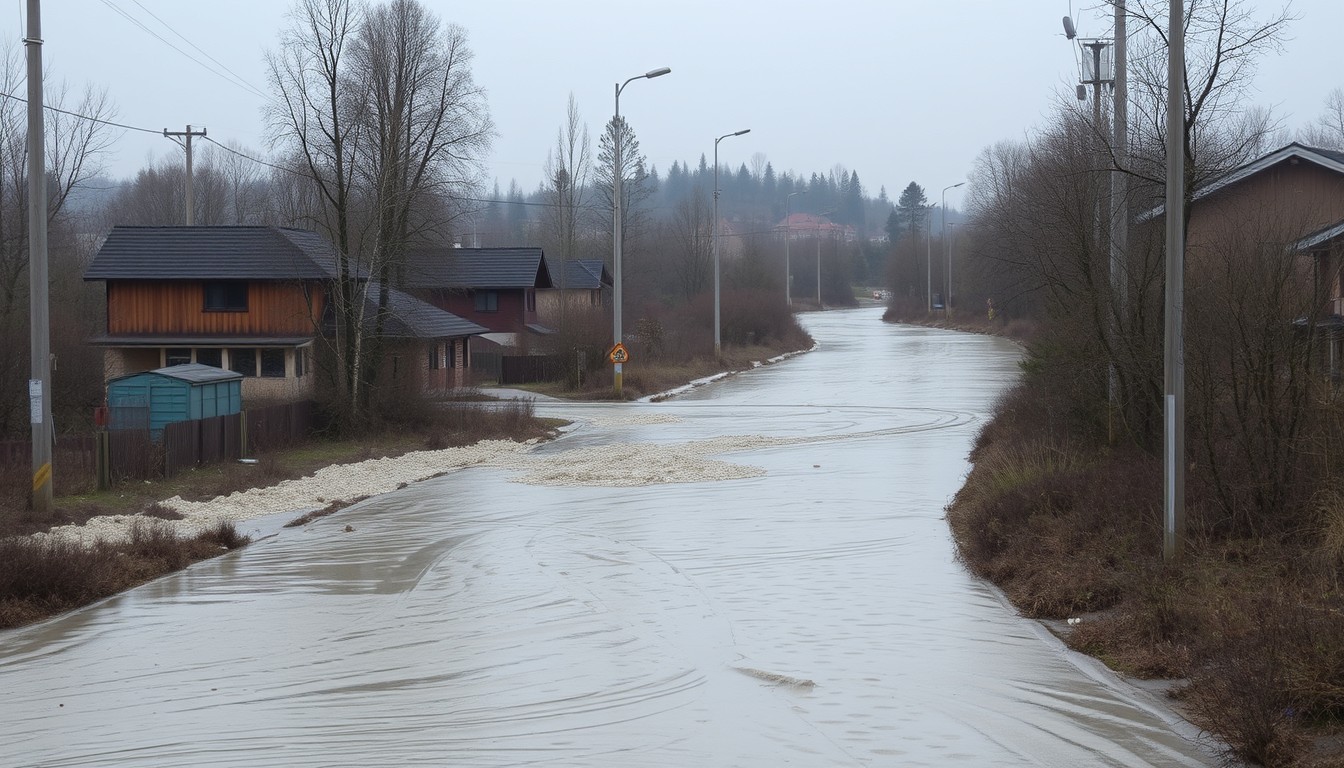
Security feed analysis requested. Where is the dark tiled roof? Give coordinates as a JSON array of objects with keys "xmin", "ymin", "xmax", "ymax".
[
  {"xmin": 353, "ymin": 283, "xmax": 487, "ymax": 339},
  {"xmin": 559, "ymin": 259, "xmax": 611, "ymax": 290},
  {"xmin": 84, "ymin": 226, "xmax": 359, "ymax": 281},
  {"xmin": 405, "ymin": 246, "xmax": 553, "ymax": 289}
]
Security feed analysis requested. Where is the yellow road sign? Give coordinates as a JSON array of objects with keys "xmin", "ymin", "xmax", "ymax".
[{"xmin": 608, "ymin": 343, "xmax": 630, "ymax": 364}]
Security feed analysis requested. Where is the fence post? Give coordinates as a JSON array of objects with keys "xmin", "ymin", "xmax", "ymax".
[
  {"xmin": 240, "ymin": 409, "xmax": 249, "ymax": 459},
  {"xmin": 95, "ymin": 431, "xmax": 110, "ymax": 490}
]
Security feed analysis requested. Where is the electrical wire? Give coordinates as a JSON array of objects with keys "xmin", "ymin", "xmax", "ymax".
[
  {"xmin": 127, "ymin": 0, "xmax": 266, "ymax": 98},
  {"xmin": 0, "ymin": 90, "xmax": 160, "ymax": 134},
  {"xmin": 10, "ymin": 91, "xmax": 844, "ymax": 227},
  {"xmin": 98, "ymin": 0, "xmax": 267, "ymax": 99}
]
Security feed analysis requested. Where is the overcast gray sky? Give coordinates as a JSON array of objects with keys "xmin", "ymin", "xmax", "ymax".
[{"xmin": 5, "ymin": 0, "xmax": 1341, "ymax": 211}]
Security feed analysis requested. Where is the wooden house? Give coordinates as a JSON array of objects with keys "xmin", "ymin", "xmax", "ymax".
[
  {"xmin": 404, "ymin": 246, "xmax": 555, "ymax": 349},
  {"xmin": 84, "ymin": 226, "xmax": 485, "ymax": 402}
]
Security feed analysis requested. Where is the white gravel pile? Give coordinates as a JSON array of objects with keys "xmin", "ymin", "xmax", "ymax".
[
  {"xmin": 30, "ymin": 432, "xmax": 783, "ymax": 546},
  {"xmin": 580, "ymin": 412, "xmax": 683, "ymax": 427},
  {"xmin": 500, "ymin": 435, "xmax": 779, "ymax": 487}
]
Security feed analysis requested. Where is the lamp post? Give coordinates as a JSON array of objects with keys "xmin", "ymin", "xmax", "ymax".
[
  {"xmin": 785, "ymin": 191, "xmax": 805, "ymax": 307},
  {"xmin": 713, "ymin": 128, "xmax": 750, "ymax": 357},
  {"xmin": 816, "ymin": 211, "xmax": 835, "ymax": 307},
  {"xmin": 925, "ymin": 203, "xmax": 937, "ymax": 313},
  {"xmin": 611, "ymin": 66, "xmax": 670, "ymax": 397},
  {"xmin": 942, "ymin": 182, "xmax": 964, "ymax": 316}
]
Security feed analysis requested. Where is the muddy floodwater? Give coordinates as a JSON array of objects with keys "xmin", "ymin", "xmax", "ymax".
[{"xmin": 0, "ymin": 308, "xmax": 1215, "ymax": 766}]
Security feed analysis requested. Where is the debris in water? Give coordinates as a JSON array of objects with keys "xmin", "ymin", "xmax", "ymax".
[{"xmin": 734, "ymin": 667, "xmax": 817, "ymax": 688}]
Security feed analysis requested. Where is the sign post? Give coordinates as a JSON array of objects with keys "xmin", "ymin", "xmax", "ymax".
[{"xmin": 608, "ymin": 343, "xmax": 629, "ymax": 398}]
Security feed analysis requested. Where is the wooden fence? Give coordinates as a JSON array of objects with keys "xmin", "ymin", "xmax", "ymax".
[
  {"xmin": 1, "ymin": 401, "xmax": 315, "ymax": 486},
  {"xmin": 0, "ymin": 435, "xmax": 98, "ymax": 492},
  {"xmin": 472, "ymin": 353, "xmax": 566, "ymax": 385},
  {"xmin": 500, "ymin": 355, "xmax": 564, "ymax": 385}
]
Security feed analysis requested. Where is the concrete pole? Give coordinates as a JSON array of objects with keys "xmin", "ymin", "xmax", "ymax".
[
  {"xmin": 926, "ymin": 204, "xmax": 935, "ymax": 313},
  {"xmin": 942, "ymin": 182, "xmax": 964, "ymax": 316},
  {"xmin": 612, "ymin": 82, "xmax": 624, "ymax": 397},
  {"xmin": 610, "ymin": 67, "xmax": 669, "ymax": 397},
  {"xmin": 713, "ymin": 141, "xmax": 720, "ymax": 355},
  {"xmin": 25, "ymin": 0, "xmax": 52, "ymax": 513},
  {"xmin": 785, "ymin": 191, "xmax": 804, "ymax": 307},
  {"xmin": 816, "ymin": 232, "xmax": 822, "ymax": 307},
  {"xmin": 1109, "ymin": 0, "xmax": 1129, "ymax": 442},
  {"xmin": 1164, "ymin": 0, "xmax": 1186, "ymax": 562},
  {"xmin": 712, "ymin": 129, "xmax": 748, "ymax": 357}
]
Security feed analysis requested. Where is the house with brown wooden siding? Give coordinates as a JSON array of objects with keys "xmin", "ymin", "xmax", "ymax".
[
  {"xmin": 536, "ymin": 259, "xmax": 612, "ymax": 327},
  {"xmin": 1146, "ymin": 143, "xmax": 1344, "ymax": 375},
  {"xmin": 84, "ymin": 226, "xmax": 485, "ymax": 402}
]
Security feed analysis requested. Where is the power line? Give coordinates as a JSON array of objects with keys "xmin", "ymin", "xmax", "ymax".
[
  {"xmin": 14, "ymin": 90, "xmax": 822, "ymax": 224},
  {"xmin": 0, "ymin": 90, "xmax": 160, "ymax": 134},
  {"xmin": 98, "ymin": 0, "xmax": 267, "ymax": 99},
  {"xmin": 127, "ymin": 0, "xmax": 266, "ymax": 98}
]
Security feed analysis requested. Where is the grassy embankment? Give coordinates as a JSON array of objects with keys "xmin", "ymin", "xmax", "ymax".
[
  {"xmin": 0, "ymin": 397, "xmax": 551, "ymax": 631},
  {"xmin": 895, "ymin": 303, "xmax": 1344, "ymax": 767}
]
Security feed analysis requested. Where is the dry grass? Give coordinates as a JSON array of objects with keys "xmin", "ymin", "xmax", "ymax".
[
  {"xmin": 950, "ymin": 380, "xmax": 1344, "ymax": 765},
  {"xmin": 0, "ymin": 395, "xmax": 553, "ymax": 631},
  {"xmin": 0, "ymin": 520, "xmax": 250, "ymax": 630}
]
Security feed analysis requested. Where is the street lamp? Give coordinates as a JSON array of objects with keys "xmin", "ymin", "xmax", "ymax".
[
  {"xmin": 785, "ymin": 191, "xmax": 805, "ymax": 307},
  {"xmin": 942, "ymin": 182, "xmax": 964, "ymax": 316},
  {"xmin": 816, "ymin": 211, "xmax": 836, "ymax": 307},
  {"xmin": 925, "ymin": 203, "xmax": 937, "ymax": 313},
  {"xmin": 612, "ymin": 66, "xmax": 670, "ymax": 396},
  {"xmin": 713, "ymin": 128, "xmax": 750, "ymax": 357}
]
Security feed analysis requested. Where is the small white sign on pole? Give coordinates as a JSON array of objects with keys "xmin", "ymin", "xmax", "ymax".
[{"xmin": 28, "ymin": 379, "xmax": 42, "ymax": 424}]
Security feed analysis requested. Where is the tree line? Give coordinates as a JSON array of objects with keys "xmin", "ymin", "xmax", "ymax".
[{"xmin": 1, "ymin": 0, "xmax": 928, "ymax": 441}]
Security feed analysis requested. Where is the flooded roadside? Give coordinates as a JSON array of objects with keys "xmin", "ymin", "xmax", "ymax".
[{"xmin": 0, "ymin": 308, "xmax": 1217, "ymax": 766}]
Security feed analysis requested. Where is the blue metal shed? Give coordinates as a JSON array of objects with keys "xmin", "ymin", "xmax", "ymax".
[{"xmin": 107, "ymin": 363, "xmax": 243, "ymax": 434}]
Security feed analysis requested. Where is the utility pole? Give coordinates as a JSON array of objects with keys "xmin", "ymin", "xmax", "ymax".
[
  {"xmin": 163, "ymin": 125, "xmax": 206, "ymax": 225},
  {"xmin": 25, "ymin": 0, "xmax": 52, "ymax": 514},
  {"xmin": 1110, "ymin": 1, "xmax": 1129, "ymax": 444},
  {"xmin": 1164, "ymin": 0, "xmax": 1186, "ymax": 562},
  {"xmin": 926, "ymin": 204, "xmax": 936, "ymax": 313}
]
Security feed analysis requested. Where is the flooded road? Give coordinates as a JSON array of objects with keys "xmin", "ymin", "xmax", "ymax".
[{"xmin": 0, "ymin": 308, "xmax": 1213, "ymax": 766}]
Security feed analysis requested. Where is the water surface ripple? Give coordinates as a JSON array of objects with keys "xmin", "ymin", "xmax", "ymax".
[{"xmin": 0, "ymin": 308, "xmax": 1214, "ymax": 766}]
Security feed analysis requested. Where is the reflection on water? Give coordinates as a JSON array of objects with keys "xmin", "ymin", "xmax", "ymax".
[{"xmin": 0, "ymin": 308, "xmax": 1214, "ymax": 766}]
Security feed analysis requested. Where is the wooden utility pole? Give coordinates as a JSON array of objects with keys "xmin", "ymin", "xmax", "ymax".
[
  {"xmin": 25, "ymin": 0, "xmax": 52, "ymax": 514},
  {"xmin": 163, "ymin": 125, "xmax": 207, "ymax": 225}
]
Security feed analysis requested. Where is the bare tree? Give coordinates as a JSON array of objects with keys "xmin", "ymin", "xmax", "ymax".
[
  {"xmin": 0, "ymin": 44, "xmax": 115, "ymax": 436},
  {"xmin": 668, "ymin": 187, "xmax": 713, "ymax": 301},
  {"xmin": 1299, "ymin": 88, "xmax": 1344, "ymax": 149},
  {"xmin": 266, "ymin": 0, "xmax": 368, "ymax": 422},
  {"xmin": 266, "ymin": 0, "xmax": 492, "ymax": 425},
  {"xmin": 1121, "ymin": 0, "xmax": 1294, "ymax": 192},
  {"xmin": 542, "ymin": 92, "xmax": 592, "ymax": 330},
  {"xmin": 595, "ymin": 114, "xmax": 654, "ymax": 265}
]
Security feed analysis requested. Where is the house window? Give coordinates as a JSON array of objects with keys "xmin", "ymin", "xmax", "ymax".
[
  {"xmin": 525, "ymin": 289, "xmax": 536, "ymax": 312},
  {"xmin": 196, "ymin": 348, "xmax": 222, "ymax": 368},
  {"xmin": 294, "ymin": 348, "xmax": 306, "ymax": 378},
  {"xmin": 229, "ymin": 349, "xmax": 256, "ymax": 377},
  {"xmin": 165, "ymin": 348, "xmax": 191, "ymax": 366},
  {"xmin": 448, "ymin": 340, "xmax": 456, "ymax": 368},
  {"xmin": 474, "ymin": 290, "xmax": 498, "ymax": 312},
  {"xmin": 204, "ymin": 281, "xmax": 248, "ymax": 312},
  {"xmin": 260, "ymin": 348, "xmax": 286, "ymax": 378},
  {"xmin": 428, "ymin": 343, "xmax": 441, "ymax": 370}
]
